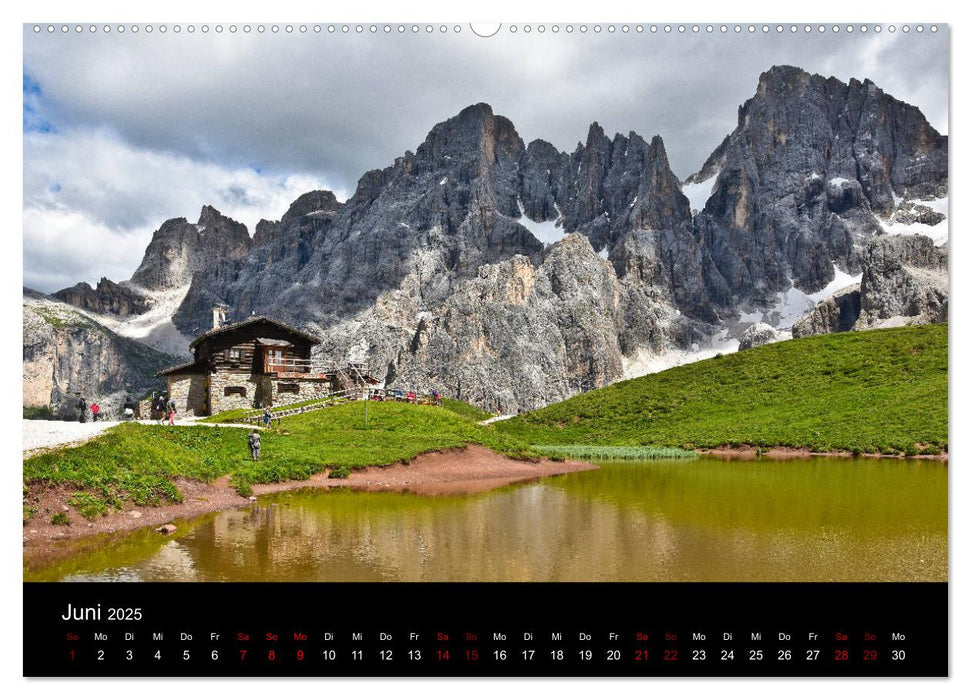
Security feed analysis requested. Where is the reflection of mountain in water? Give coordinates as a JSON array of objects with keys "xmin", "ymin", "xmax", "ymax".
[{"xmin": 32, "ymin": 458, "xmax": 947, "ymax": 583}]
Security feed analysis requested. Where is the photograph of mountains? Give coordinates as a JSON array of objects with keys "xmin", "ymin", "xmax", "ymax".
[
  {"xmin": 23, "ymin": 25, "xmax": 947, "ymax": 583},
  {"xmin": 26, "ymin": 63, "xmax": 948, "ymax": 414}
]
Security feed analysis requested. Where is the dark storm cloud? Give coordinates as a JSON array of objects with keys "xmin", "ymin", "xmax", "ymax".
[
  {"xmin": 22, "ymin": 24, "xmax": 948, "ymax": 292},
  {"xmin": 24, "ymin": 26, "xmax": 948, "ymax": 184}
]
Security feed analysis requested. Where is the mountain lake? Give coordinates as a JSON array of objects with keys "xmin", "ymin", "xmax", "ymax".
[{"xmin": 23, "ymin": 456, "xmax": 947, "ymax": 582}]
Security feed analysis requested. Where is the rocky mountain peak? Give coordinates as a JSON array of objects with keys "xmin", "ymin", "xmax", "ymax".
[
  {"xmin": 647, "ymin": 134, "xmax": 667, "ymax": 160},
  {"xmin": 280, "ymin": 190, "xmax": 342, "ymax": 223},
  {"xmin": 415, "ymin": 102, "xmax": 524, "ymax": 168},
  {"xmin": 53, "ymin": 277, "xmax": 155, "ymax": 317},
  {"xmin": 196, "ymin": 205, "xmax": 248, "ymax": 237},
  {"xmin": 129, "ymin": 205, "xmax": 252, "ymax": 291},
  {"xmin": 585, "ymin": 121, "xmax": 607, "ymax": 147},
  {"xmin": 756, "ymin": 64, "xmax": 811, "ymax": 95},
  {"xmin": 198, "ymin": 204, "xmax": 221, "ymax": 225},
  {"xmin": 45, "ymin": 65, "xmax": 947, "ymax": 414},
  {"xmin": 695, "ymin": 65, "xmax": 947, "ymax": 308}
]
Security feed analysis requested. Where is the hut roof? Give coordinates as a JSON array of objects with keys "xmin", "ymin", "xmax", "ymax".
[
  {"xmin": 189, "ymin": 316, "xmax": 320, "ymax": 349},
  {"xmin": 156, "ymin": 359, "xmax": 206, "ymax": 377}
]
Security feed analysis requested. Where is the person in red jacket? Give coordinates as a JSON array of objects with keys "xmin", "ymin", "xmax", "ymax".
[{"xmin": 90, "ymin": 402, "xmax": 100, "ymax": 422}]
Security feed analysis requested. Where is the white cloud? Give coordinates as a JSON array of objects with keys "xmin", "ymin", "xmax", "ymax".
[
  {"xmin": 21, "ymin": 27, "xmax": 947, "ymax": 292},
  {"xmin": 22, "ymin": 207, "xmax": 145, "ymax": 291},
  {"xmin": 23, "ymin": 128, "xmax": 336, "ymax": 292},
  {"xmin": 23, "ymin": 27, "xmax": 948, "ymax": 185}
]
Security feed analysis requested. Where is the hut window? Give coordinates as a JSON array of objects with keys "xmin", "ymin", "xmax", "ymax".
[
  {"xmin": 226, "ymin": 348, "xmax": 242, "ymax": 363},
  {"xmin": 278, "ymin": 383, "xmax": 300, "ymax": 394},
  {"xmin": 224, "ymin": 386, "xmax": 247, "ymax": 397}
]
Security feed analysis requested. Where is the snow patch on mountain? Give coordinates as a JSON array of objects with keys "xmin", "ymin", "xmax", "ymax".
[
  {"xmin": 808, "ymin": 265, "xmax": 863, "ymax": 303},
  {"xmin": 79, "ymin": 284, "xmax": 192, "ymax": 357},
  {"xmin": 517, "ymin": 215, "xmax": 567, "ymax": 245},
  {"xmin": 681, "ymin": 172, "xmax": 719, "ymax": 214},
  {"xmin": 622, "ymin": 329, "xmax": 740, "ymax": 379},
  {"xmin": 739, "ymin": 265, "xmax": 861, "ymax": 329},
  {"xmin": 879, "ymin": 195, "xmax": 949, "ymax": 246},
  {"xmin": 762, "ymin": 287, "xmax": 817, "ymax": 330}
]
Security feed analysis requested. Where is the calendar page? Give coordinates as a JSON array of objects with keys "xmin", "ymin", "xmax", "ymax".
[{"xmin": 22, "ymin": 20, "xmax": 948, "ymax": 677}]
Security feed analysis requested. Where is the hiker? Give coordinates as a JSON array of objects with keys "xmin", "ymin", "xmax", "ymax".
[
  {"xmin": 90, "ymin": 402, "xmax": 100, "ymax": 422},
  {"xmin": 167, "ymin": 398, "xmax": 176, "ymax": 426},
  {"xmin": 396, "ymin": 388, "xmax": 403, "ymax": 402},
  {"xmin": 248, "ymin": 429, "xmax": 261, "ymax": 461},
  {"xmin": 157, "ymin": 394, "xmax": 168, "ymax": 425},
  {"xmin": 77, "ymin": 396, "xmax": 87, "ymax": 423},
  {"xmin": 407, "ymin": 390, "xmax": 416, "ymax": 404},
  {"xmin": 432, "ymin": 389, "xmax": 440, "ymax": 406},
  {"xmin": 263, "ymin": 407, "xmax": 272, "ymax": 428}
]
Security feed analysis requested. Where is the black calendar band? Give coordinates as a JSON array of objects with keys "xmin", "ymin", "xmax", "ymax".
[{"xmin": 23, "ymin": 582, "xmax": 947, "ymax": 677}]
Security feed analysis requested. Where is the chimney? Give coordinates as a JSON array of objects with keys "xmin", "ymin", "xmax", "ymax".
[{"xmin": 212, "ymin": 306, "xmax": 227, "ymax": 330}]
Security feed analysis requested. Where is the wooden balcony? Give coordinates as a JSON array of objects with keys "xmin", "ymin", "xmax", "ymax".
[{"xmin": 263, "ymin": 357, "xmax": 318, "ymax": 376}]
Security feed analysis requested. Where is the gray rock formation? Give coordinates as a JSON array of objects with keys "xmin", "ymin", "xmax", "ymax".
[
  {"xmin": 855, "ymin": 234, "xmax": 948, "ymax": 329},
  {"xmin": 44, "ymin": 66, "xmax": 948, "ymax": 411},
  {"xmin": 163, "ymin": 103, "xmax": 711, "ymax": 410},
  {"xmin": 888, "ymin": 201, "xmax": 946, "ymax": 227},
  {"xmin": 693, "ymin": 65, "xmax": 947, "ymax": 309},
  {"xmin": 53, "ymin": 277, "xmax": 154, "ymax": 317},
  {"xmin": 130, "ymin": 205, "xmax": 251, "ymax": 291},
  {"xmin": 739, "ymin": 322, "xmax": 786, "ymax": 351},
  {"xmin": 23, "ymin": 289, "xmax": 176, "ymax": 417},
  {"xmin": 792, "ymin": 234, "xmax": 946, "ymax": 337},
  {"xmin": 792, "ymin": 286, "xmax": 862, "ymax": 338},
  {"xmin": 315, "ymin": 234, "xmax": 628, "ymax": 412}
]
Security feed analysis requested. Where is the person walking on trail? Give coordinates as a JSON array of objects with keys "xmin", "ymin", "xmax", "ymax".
[
  {"xmin": 167, "ymin": 398, "xmax": 176, "ymax": 426},
  {"xmin": 248, "ymin": 429, "xmax": 261, "ymax": 461},
  {"xmin": 77, "ymin": 396, "xmax": 87, "ymax": 423},
  {"xmin": 90, "ymin": 402, "xmax": 100, "ymax": 422},
  {"xmin": 263, "ymin": 407, "xmax": 272, "ymax": 428}
]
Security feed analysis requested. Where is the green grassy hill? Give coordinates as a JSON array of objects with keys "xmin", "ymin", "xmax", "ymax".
[
  {"xmin": 497, "ymin": 325, "xmax": 948, "ymax": 455},
  {"xmin": 442, "ymin": 397, "xmax": 494, "ymax": 422},
  {"xmin": 23, "ymin": 401, "xmax": 534, "ymax": 520}
]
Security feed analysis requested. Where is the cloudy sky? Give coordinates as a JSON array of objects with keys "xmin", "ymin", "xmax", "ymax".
[{"xmin": 23, "ymin": 24, "xmax": 948, "ymax": 292}]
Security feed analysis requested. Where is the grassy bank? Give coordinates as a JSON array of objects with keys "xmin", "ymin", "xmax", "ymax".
[
  {"xmin": 23, "ymin": 401, "xmax": 537, "ymax": 519},
  {"xmin": 533, "ymin": 445, "xmax": 697, "ymax": 461},
  {"xmin": 498, "ymin": 325, "xmax": 948, "ymax": 455}
]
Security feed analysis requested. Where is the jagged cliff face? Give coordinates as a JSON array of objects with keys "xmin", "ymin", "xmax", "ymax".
[
  {"xmin": 23, "ymin": 289, "xmax": 176, "ymax": 416},
  {"xmin": 161, "ymin": 104, "xmax": 712, "ymax": 410},
  {"xmin": 310, "ymin": 234, "xmax": 631, "ymax": 412},
  {"xmin": 792, "ymin": 234, "xmax": 948, "ymax": 338},
  {"xmin": 130, "ymin": 205, "xmax": 252, "ymax": 291},
  {"xmin": 171, "ymin": 104, "xmax": 703, "ymax": 340},
  {"xmin": 42, "ymin": 66, "xmax": 948, "ymax": 412},
  {"xmin": 692, "ymin": 65, "xmax": 947, "ymax": 310},
  {"xmin": 54, "ymin": 277, "xmax": 155, "ymax": 317}
]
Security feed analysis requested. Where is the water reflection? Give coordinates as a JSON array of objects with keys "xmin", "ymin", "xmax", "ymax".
[{"xmin": 27, "ymin": 457, "xmax": 947, "ymax": 582}]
